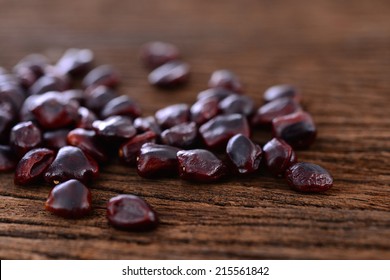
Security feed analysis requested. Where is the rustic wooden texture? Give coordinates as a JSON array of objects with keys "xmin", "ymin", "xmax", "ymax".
[{"xmin": 0, "ymin": 0, "xmax": 390, "ymax": 259}]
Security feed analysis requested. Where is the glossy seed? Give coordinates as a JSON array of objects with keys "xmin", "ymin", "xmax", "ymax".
[
  {"xmin": 10, "ymin": 121, "xmax": 42, "ymax": 157},
  {"xmin": 272, "ymin": 111, "xmax": 317, "ymax": 149},
  {"xmin": 0, "ymin": 145, "xmax": 16, "ymax": 172},
  {"xmin": 208, "ymin": 69, "xmax": 243, "ymax": 93},
  {"xmin": 45, "ymin": 179, "xmax": 92, "ymax": 218},
  {"xmin": 285, "ymin": 162, "xmax": 333, "ymax": 192},
  {"xmin": 264, "ymin": 84, "xmax": 301, "ymax": 103},
  {"xmin": 137, "ymin": 143, "xmax": 180, "ymax": 178},
  {"xmin": 251, "ymin": 97, "xmax": 302, "ymax": 127},
  {"xmin": 263, "ymin": 138, "xmax": 297, "ymax": 177},
  {"xmin": 155, "ymin": 103, "xmax": 190, "ymax": 129},
  {"xmin": 119, "ymin": 131, "xmax": 157, "ymax": 166},
  {"xmin": 43, "ymin": 129, "xmax": 70, "ymax": 150},
  {"xmin": 13, "ymin": 54, "xmax": 48, "ymax": 89},
  {"xmin": 226, "ymin": 134, "xmax": 262, "ymax": 174},
  {"xmin": 84, "ymin": 85, "xmax": 117, "ymax": 114},
  {"xmin": 199, "ymin": 114, "xmax": 250, "ymax": 150},
  {"xmin": 76, "ymin": 107, "xmax": 97, "ymax": 129},
  {"xmin": 44, "ymin": 146, "xmax": 99, "ymax": 184},
  {"xmin": 67, "ymin": 128, "xmax": 108, "ymax": 163},
  {"xmin": 161, "ymin": 122, "xmax": 198, "ymax": 148},
  {"xmin": 133, "ymin": 116, "xmax": 162, "ymax": 136},
  {"xmin": 148, "ymin": 60, "xmax": 190, "ymax": 88},
  {"xmin": 107, "ymin": 194, "xmax": 158, "ymax": 230},
  {"xmin": 92, "ymin": 116, "xmax": 136, "ymax": 143},
  {"xmin": 82, "ymin": 65, "xmax": 120, "ymax": 89},
  {"xmin": 190, "ymin": 96, "xmax": 219, "ymax": 125},
  {"xmin": 177, "ymin": 149, "xmax": 227, "ymax": 182},
  {"xmin": 14, "ymin": 148, "xmax": 55, "ymax": 185},
  {"xmin": 100, "ymin": 95, "xmax": 142, "ymax": 119},
  {"xmin": 219, "ymin": 94, "xmax": 255, "ymax": 116},
  {"xmin": 197, "ymin": 87, "xmax": 235, "ymax": 102},
  {"xmin": 29, "ymin": 74, "xmax": 68, "ymax": 95},
  {"xmin": 56, "ymin": 48, "xmax": 94, "ymax": 77},
  {"xmin": 140, "ymin": 41, "xmax": 180, "ymax": 70}
]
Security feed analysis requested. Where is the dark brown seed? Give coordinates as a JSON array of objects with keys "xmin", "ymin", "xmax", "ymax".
[
  {"xmin": 62, "ymin": 89, "xmax": 86, "ymax": 105},
  {"xmin": 155, "ymin": 103, "xmax": 190, "ymax": 129},
  {"xmin": 133, "ymin": 116, "xmax": 162, "ymax": 136},
  {"xmin": 285, "ymin": 162, "xmax": 333, "ymax": 192},
  {"xmin": 13, "ymin": 54, "xmax": 48, "ymax": 89},
  {"xmin": 119, "ymin": 131, "xmax": 157, "ymax": 166},
  {"xmin": 19, "ymin": 95, "xmax": 39, "ymax": 122},
  {"xmin": 0, "ymin": 82, "xmax": 26, "ymax": 112},
  {"xmin": 45, "ymin": 179, "xmax": 92, "ymax": 218},
  {"xmin": 140, "ymin": 41, "xmax": 180, "ymax": 70},
  {"xmin": 226, "ymin": 134, "xmax": 262, "ymax": 174},
  {"xmin": 0, "ymin": 145, "xmax": 16, "ymax": 172},
  {"xmin": 272, "ymin": 111, "xmax": 317, "ymax": 149},
  {"xmin": 177, "ymin": 149, "xmax": 227, "ymax": 182},
  {"xmin": 43, "ymin": 129, "xmax": 70, "ymax": 150},
  {"xmin": 251, "ymin": 97, "xmax": 302, "ymax": 127},
  {"xmin": 0, "ymin": 106, "xmax": 15, "ymax": 143},
  {"xmin": 208, "ymin": 69, "xmax": 243, "ymax": 93},
  {"xmin": 100, "ymin": 95, "xmax": 142, "ymax": 119},
  {"xmin": 161, "ymin": 122, "xmax": 197, "ymax": 148},
  {"xmin": 44, "ymin": 146, "xmax": 99, "ymax": 185},
  {"xmin": 264, "ymin": 84, "xmax": 301, "ymax": 103},
  {"xmin": 84, "ymin": 85, "xmax": 117, "ymax": 114},
  {"xmin": 263, "ymin": 138, "xmax": 297, "ymax": 177},
  {"xmin": 14, "ymin": 148, "xmax": 55, "ymax": 185},
  {"xmin": 67, "ymin": 128, "xmax": 108, "ymax": 163},
  {"xmin": 29, "ymin": 74, "xmax": 68, "ymax": 95},
  {"xmin": 10, "ymin": 121, "xmax": 42, "ymax": 157},
  {"xmin": 92, "ymin": 116, "xmax": 136, "ymax": 143},
  {"xmin": 148, "ymin": 60, "xmax": 190, "ymax": 88},
  {"xmin": 82, "ymin": 65, "xmax": 120, "ymax": 89},
  {"xmin": 197, "ymin": 88, "xmax": 235, "ymax": 102},
  {"xmin": 199, "ymin": 114, "xmax": 250, "ymax": 150},
  {"xmin": 190, "ymin": 96, "xmax": 219, "ymax": 125},
  {"xmin": 56, "ymin": 48, "xmax": 94, "ymax": 77},
  {"xmin": 30, "ymin": 92, "xmax": 79, "ymax": 129},
  {"xmin": 107, "ymin": 194, "xmax": 158, "ymax": 230},
  {"xmin": 219, "ymin": 94, "xmax": 255, "ymax": 116},
  {"xmin": 137, "ymin": 143, "xmax": 180, "ymax": 178},
  {"xmin": 76, "ymin": 107, "xmax": 97, "ymax": 130}
]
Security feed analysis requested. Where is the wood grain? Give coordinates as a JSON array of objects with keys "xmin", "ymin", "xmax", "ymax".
[{"xmin": 0, "ymin": 0, "xmax": 390, "ymax": 259}]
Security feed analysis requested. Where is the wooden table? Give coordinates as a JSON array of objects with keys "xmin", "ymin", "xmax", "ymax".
[{"xmin": 0, "ymin": 0, "xmax": 389, "ymax": 259}]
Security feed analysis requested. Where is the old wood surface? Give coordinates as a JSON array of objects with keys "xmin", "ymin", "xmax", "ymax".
[{"xmin": 0, "ymin": 0, "xmax": 390, "ymax": 259}]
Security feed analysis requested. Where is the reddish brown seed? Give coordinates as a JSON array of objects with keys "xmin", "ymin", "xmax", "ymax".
[
  {"xmin": 137, "ymin": 143, "xmax": 180, "ymax": 178},
  {"xmin": 251, "ymin": 97, "xmax": 302, "ymax": 127},
  {"xmin": 29, "ymin": 74, "xmax": 68, "ymax": 95},
  {"xmin": 0, "ymin": 145, "xmax": 16, "ymax": 172},
  {"xmin": 161, "ymin": 122, "xmax": 198, "ymax": 148},
  {"xmin": 263, "ymin": 138, "xmax": 297, "ymax": 177},
  {"xmin": 82, "ymin": 65, "xmax": 120, "ymax": 89},
  {"xmin": 190, "ymin": 96, "xmax": 219, "ymax": 125},
  {"xmin": 84, "ymin": 85, "xmax": 117, "ymax": 114},
  {"xmin": 148, "ymin": 60, "xmax": 190, "ymax": 88},
  {"xmin": 208, "ymin": 69, "xmax": 243, "ymax": 93},
  {"xmin": 100, "ymin": 95, "xmax": 142, "ymax": 119},
  {"xmin": 45, "ymin": 179, "xmax": 92, "ymax": 218},
  {"xmin": 155, "ymin": 103, "xmax": 190, "ymax": 129},
  {"xmin": 14, "ymin": 148, "xmax": 55, "ymax": 185},
  {"xmin": 44, "ymin": 146, "xmax": 99, "ymax": 184},
  {"xmin": 30, "ymin": 92, "xmax": 79, "ymax": 129},
  {"xmin": 19, "ymin": 95, "xmax": 39, "ymax": 122},
  {"xmin": 177, "ymin": 149, "xmax": 227, "ymax": 182},
  {"xmin": 264, "ymin": 84, "xmax": 301, "ymax": 103},
  {"xmin": 56, "ymin": 48, "xmax": 94, "ymax": 77},
  {"xmin": 92, "ymin": 116, "xmax": 136, "ymax": 143},
  {"xmin": 0, "ymin": 106, "xmax": 15, "ymax": 143},
  {"xmin": 285, "ymin": 162, "xmax": 333, "ymax": 192},
  {"xmin": 10, "ymin": 121, "xmax": 42, "ymax": 157},
  {"xmin": 199, "ymin": 114, "xmax": 250, "ymax": 150},
  {"xmin": 76, "ymin": 107, "xmax": 97, "ymax": 130},
  {"xmin": 13, "ymin": 54, "xmax": 48, "ymax": 89},
  {"xmin": 140, "ymin": 41, "xmax": 180, "ymax": 70},
  {"xmin": 107, "ymin": 194, "xmax": 158, "ymax": 231},
  {"xmin": 226, "ymin": 134, "xmax": 262, "ymax": 174},
  {"xmin": 219, "ymin": 94, "xmax": 255, "ymax": 116},
  {"xmin": 67, "ymin": 128, "xmax": 108, "ymax": 163},
  {"xmin": 119, "ymin": 131, "xmax": 156, "ymax": 166},
  {"xmin": 272, "ymin": 111, "xmax": 317, "ymax": 149},
  {"xmin": 197, "ymin": 87, "xmax": 235, "ymax": 102},
  {"xmin": 133, "ymin": 116, "xmax": 162, "ymax": 136},
  {"xmin": 62, "ymin": 89, "xmax": 86, "ymax": 105},
  {"xmin": 43, "ymin": 129, "xmax": 70, "ymax": 150},
  {"xmin": 0, "ymin": 82, "xmax": 26, "ymax": 112}
]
